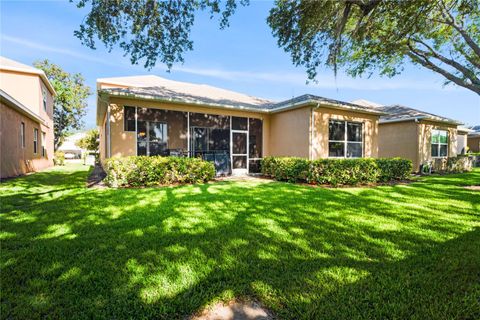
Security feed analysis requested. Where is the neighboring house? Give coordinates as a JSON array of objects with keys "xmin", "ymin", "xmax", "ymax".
[
  {"xmin": 457, "ymin": 127, "xmax": 473, "ymax": 155},
  {"xmin": 354, "ymin": 100, "xmax": 461, "ymax": 172},
  {"xmin": 0, "ymin": 57, "xmax": 56, "ymax": 179},
  {"xmin": 58, "ymin": 132, "xmax": 86, "ymax": 159},
  {"xmin": 467, "ymin": 125, "xmax": 480, "ymax": 152},
  {"xmin": 97, "ymin": 75, "xmax": 383, "ymax": 175}
]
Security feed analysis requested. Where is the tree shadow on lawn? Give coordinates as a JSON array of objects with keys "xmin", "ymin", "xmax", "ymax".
[{"xmin": 1, "ymin": 168, "xmax": 479, "ymax": 319}]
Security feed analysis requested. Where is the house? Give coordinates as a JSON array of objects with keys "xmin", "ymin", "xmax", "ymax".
[
  {"xmin": 97, "ymin": 75, "xmax": 383, "ymax": 175},
  {"xmin": 467, "ymin": 125, "xmax": 480, "ymax": 152},
  {"xmin": 354, "ymin": 100, "xmax": 462, "ymax": 171},
  {"xmin": 0, "ymin": 57, "xmax": 56, "ymax": 179}
]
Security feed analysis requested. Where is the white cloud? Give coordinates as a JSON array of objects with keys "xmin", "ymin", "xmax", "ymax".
[{"xmin": 1, "ymin": 34, "xmax": 117, "ymax": 66}]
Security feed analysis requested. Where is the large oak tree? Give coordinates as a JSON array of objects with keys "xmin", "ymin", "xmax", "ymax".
[{"xmin": 73, "ymin": 0, "xmax": 480, "ymax": 94}]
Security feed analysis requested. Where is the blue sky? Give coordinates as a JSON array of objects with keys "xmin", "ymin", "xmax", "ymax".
[{"xmin": 1, "ymin": 0, "xmax": 479, "ymax": 129}]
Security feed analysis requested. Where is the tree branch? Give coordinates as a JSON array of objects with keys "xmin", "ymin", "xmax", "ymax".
[
  {"xmin": 407, "ymin": 42, "xmax": 480, "ymax": 94},
  {"xmin": 437, "ymin": 0, "xmax": 480, "ymax": 57},
  {"xmin": 411, "ymin": 38, "xmax": 480, "ymax": 85}
]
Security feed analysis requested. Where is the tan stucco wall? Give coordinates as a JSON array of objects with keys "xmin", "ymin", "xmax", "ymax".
[
  {"xmin": 313, "ymin": 107, "xmax": 379, "ymax": 159},
  {"xmin": 379, "ymin": 121, "xmax": 419, "ymax": 168},
  {"xmin": 1, "ymin": 102, "xmax": 53, "ymax": 178},
  {"xmin": 269, "ymin": 107, "xmax": 310, "ymax": 158},
  {"xmin": 100, "ymin": 97, "xmax": 271, "ymax": 160},
  {"xmin": 379, "ymin": 120, "xmax": 457, "ymax": 171},
  {"xmin": 0, "ymin": 69, "xmax": 54, "ymax": 178},
  {"xmin": 467, "ymin": 136, "xmax": 480, "ymax": 152}
]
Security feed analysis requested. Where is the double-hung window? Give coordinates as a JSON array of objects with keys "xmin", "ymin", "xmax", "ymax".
[
  {"xmin": 431, "ymin": 129, "xmax": 448, "ymax": 157},
  {"xmin": 328, "ymin": 120, "xmax": 363, "ymax": 158},
  {"xmin": 33, "ymin": 128, "xmax": 38, "ymax": 154}
]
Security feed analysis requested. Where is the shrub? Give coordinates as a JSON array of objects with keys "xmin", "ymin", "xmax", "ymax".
[
  {"xmin": 446, "ymin": 156, "xmax": 472, "ymax": 173},
  {"xmin": 54, "ymin": 151, "xmax": 65, "ymax": 166},
  {"xmin": 262, "ymin": 157, "xmax": 413, "ymax": 186},
  {"xmin": 261, "ymin": 157, "xmax": 309, "ymax": 182},
  {"xmin": 104, "ymin": 156, "xmax": 215, "ymax": 187},
  {"xmin": 308, "ymin": 158, "xmax": 379, "ymax": 186},
  {"xmin": 375, "ymin": 158, "xmax": 413, "ymax": 181}
]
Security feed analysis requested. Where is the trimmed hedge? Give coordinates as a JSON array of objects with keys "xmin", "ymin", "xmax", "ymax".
[
  {"xmin": 104, "ymin": 156, "xmax": 215, "ymax": 187},
  {"xmin": 262, "ymin": 157, "xmax": 412, "ymax": 186}
]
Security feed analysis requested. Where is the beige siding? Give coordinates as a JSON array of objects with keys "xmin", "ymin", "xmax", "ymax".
[
  {"xmin": 379, "ymin": 120, "xmax": 458, "ymax": 172},
  {"xmin": 313, "ymin": 107, "xmax": 379, "ymax": 159},
  {"xmin": 269, "ymin": 107, "xmax": 310, "ymax": 158},
  {"xmin": 1, "ymin": 102, "xmax": 53, "ymax": 178},
  {"xmin": 0, "ymin": 69, "xmax": 54, "ymax": 178},
  {"xmin": 379, "ymin": 121, "xmax": 419, "ymax": 169}
]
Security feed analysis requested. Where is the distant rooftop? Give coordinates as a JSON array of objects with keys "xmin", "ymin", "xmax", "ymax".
[{"xmin": 353, "ymin": 99, "xmax": 461, "ymax": 125}]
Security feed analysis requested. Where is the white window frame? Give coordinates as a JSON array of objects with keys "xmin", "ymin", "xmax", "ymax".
[
  {"xmin": 328, "ymin": 120, "xmax": 363, "ymax": 158},
  {"xmin": 33, "ymin": 128, "xmax": 38, "ymax": 154},
  {"xmin": 431, "ymin": 129, "xmax": 449, "ymax": 158},
  {"xmin": 20, "ymin": 122, "xmax": 25, "ymax": 148}
]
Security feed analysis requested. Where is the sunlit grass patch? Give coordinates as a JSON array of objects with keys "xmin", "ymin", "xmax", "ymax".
[{"xmin": 1, "ymin": 164, "xmax": 479, "ymax": 319}]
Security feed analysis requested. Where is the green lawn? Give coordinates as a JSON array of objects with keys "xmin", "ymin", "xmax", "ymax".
[{"xmin": 1, "ymin": 164, "xmax": 479, "ymax": 319}]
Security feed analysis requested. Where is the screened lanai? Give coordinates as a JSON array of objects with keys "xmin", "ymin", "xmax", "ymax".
[{"xmin": 123, "ymin": 106, "xmax": 263, "ymax": 175}]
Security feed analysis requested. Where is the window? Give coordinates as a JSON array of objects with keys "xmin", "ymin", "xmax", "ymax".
[
  {"xmin": 33, "ymin": 128, "xmax": 38, "ymax": 154},
  {"xmin": 20, "ymin": 122, "xmax": 25, "ymax": 148},
  {"xmin": 124, "ymin": 106, "xmax": 136, "ymax": 131},
  {"xmin": 431, "ymin": 129, "xmax": 448, "ymax": 157},
  {"xmin": 42, "ymin": 132, "xmax": 46, "ymax": 157},
  {"xmin": 328, "ymin": 120, "xmax": 363, "ymax": 158},
  {"xmin": 42, "ymin": 89, "xmax": 47, "ymax": 112}
]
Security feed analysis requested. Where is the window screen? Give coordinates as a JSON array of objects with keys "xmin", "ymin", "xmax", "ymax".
[{"xmin": 124, "ymin": 106, "xmax": 136, "ymax": 131}]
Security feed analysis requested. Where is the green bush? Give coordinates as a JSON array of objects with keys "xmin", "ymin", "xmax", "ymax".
[
  {"xmin": 54, "ymin": 151, "xmax": 65, "ymax": 166},
  {"xmin": 104, "ymin": 156, "xmax": 215, "ymax": 187},
  {"xmin": 262, "ymin": 157, "xmax": 412, "ymax": 186},
  {"xmin": 375, "ymin": 158, "xmax": 413, "ymax": 182}
]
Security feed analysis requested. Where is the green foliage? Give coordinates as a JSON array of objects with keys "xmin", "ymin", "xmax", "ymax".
[
  {"xmin": 54, "ymin": 151, "xmax": 65, "ymax": 166},
  {"xmin": 73, "ymin": 1, "xmax": 479, "ymax": 93},
  {"xmin": 33, "ymin": 60, "xmax": 91, "ymax": 150},
  {"xmin": 104, "ymin": 156, "xmax": 215, "ymax": 187},
  {"xmin": 1, "ymin": 164, "xmax": 479, "ymax": 319},
  {"xmin": 73, "ymin": 0, "xmax": 248, "ymax": 69},
  {"xmin": 268, "ymin": 0, "xmax": 480, "ymax": 94},
  {"xmin": 262, "ymin": 157, "xmax": 413, "ymax": 186},
  {"xmin": 76, "ymin": 129, "xmax": 99, "ymax": 152},
  {"xmin": 376, "ymin": 158, "xmax": 413, "ymax": 182}
]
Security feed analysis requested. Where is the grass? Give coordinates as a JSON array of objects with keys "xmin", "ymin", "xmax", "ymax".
[{"xmin": 1, "ymin": 164, "xmax": 479, "ymax": 319}]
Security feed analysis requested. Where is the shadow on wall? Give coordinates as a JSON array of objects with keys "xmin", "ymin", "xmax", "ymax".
[{"xmin": 1, "ymin": 166, "xmax": 479, "ymax": 319}]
